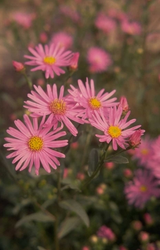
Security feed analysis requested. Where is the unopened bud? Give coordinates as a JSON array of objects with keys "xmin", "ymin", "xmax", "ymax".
[
  {"xmin": 123, "ymin": 168, "xmax": 132, "ymax": 178},
  {"xmin": 129, "ymin": 129, "xmax": 145, "ymax": 148},
  {"xmin": 119, "ymin": 96, "xmax": 129, "ymax": 114},
  {"xmin": 69, "ymin": 52, "xmax": 80, "ymax": 70},
  {"xmin": 139, "ymin": 231, "xmax": 149, "ymax": 242},
  {"xmin": 12, "ymin": 61, "xmax": 25, "ymax": 72}
]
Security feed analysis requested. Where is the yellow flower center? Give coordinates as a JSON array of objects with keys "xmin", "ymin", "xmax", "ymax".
[
  {"xmin": 88, "ymin": 97, "xmax": 101, "ymax": 110},
  {"xmin": 140, "ymin": 185, "xmax": 147, "ymax": 192},
  {"xmin": 43, "ymin": 56, "xmax": 56, "ymax": 65},
  {"xmin": 141, "ymin": 148, "xmax": 149, "ymax": 155},
  {"xmin": 108, "ymin": 126, "xmax": 121, "ymax": 138},
  {"xmin": 28, "ymin": 136, "xmax": 43, "ymax": 151},
  {"xmin": 49, "ymin": 99, "xmax": 66, "ymax": 115}
]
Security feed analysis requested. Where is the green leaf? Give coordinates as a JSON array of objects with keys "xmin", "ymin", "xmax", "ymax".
[
  {"xmin": 59, "ymin": 199, "xmax": 89, "ymax": 227},
  {"xmin": 88, "ymin": 148, "xmax": 99, "ymax": 176},
  {"xmin": 61, "ymin": 178, "xmax": 81, "ymax": 191},
  {"xmin": 15, "ymin": 212, "xmax": 54, "ymax": 228},
  {"xmin": 58, "ymin": 217, "xmax": 81, "ymax": 239},
  {"xmin": 105, "ymin": 155, "xmax": 129, "ymax": 164}
]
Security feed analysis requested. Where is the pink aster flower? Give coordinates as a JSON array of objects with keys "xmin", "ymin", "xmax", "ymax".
[
  {"xmin": 67, "ymin": 78, "xmax": 117, "ymax": 122},
  {"xmin": 24, "ymin": 43, "xmax": 73, "ymax": 79},
  {"xmin": 97, "ymin": 225, "xmax": 115, "ymax": 241},
  {"xmin": 50, "ymin": 32, "xmax": 73, "ymax": 49},
  {"xmin": 121, "ymin": 20, "xmax": 142, "ymax": 35},
  {"xmin": 87, "ymin": 47, "xmax": 112, "ymax": 73},
  {"xmin": 24, "ymin": 84, "xmax": 83, "ymax": 136},
  {"xmin": 89, "ymin": 106, "xmax": 142, "ymax": 150},
  {"xmin": 131, "ymin": 136, "xmax": 154, "ymax": 168},
  {"xmin": 95, "ymin": 13, "xmax": 116, "ymax": 33},
  {"xmin": 3, "ymin": 115, "xmax": 68, "ymax": 175},
  {"xmin": 11, "ymin": 12, "xmax": 36, "ymax": 29},
  {"xmin": 124, "ymin": 169, "xmax": 160, "ymax": 208}
]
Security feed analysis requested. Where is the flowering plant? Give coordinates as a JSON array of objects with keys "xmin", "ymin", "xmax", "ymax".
[{"xmin": 1, "ymin": 1, "xmax": 160, "ymax": 250}]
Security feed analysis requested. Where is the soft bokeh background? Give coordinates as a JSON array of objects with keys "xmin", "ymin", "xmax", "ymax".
[{"xmin": 0, "ymin": 0, "xmax": 160, "ymax": 249}]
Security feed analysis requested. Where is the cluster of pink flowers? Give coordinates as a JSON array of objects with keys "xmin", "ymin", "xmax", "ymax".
[{"xmin": 4, "ymin": 40, "xmax": 144, "ymax": 175}]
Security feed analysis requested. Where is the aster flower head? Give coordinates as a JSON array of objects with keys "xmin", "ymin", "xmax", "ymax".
[
  {"xmin": 24, "ymin": 43, "xmax": 73, "ymax": 79},
  {"xmin": 24, "ymin": 84, "xmax": 83, "ymax": 136},
  {"xmin": 90, "ymin": 105, "xmax": 142, "ymax": 150},
  {"xmin": 124, "ymin": 169, "xmax": 160, "ymax": 208},
  {"xmin": 4, "ymin": 115, "xmax": 68, "ymax": 175},
  {"xmin": 87, "ymin": 47, "xmax": 112, "ymax": 73},
  {"xmin": 50, "ymin": 31, "xmax": 73, "ymax": 49},
  {"xmin": 67, "ymin": 78, "xmax": 118, "ymax": 122}
]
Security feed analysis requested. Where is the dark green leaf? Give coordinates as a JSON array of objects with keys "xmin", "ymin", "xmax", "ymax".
[
  {"xmin": 59, "ymin": 199, "xmax": 89, "ymax": 227},
  {"xmin": 105, "ymin": 155, "xmax": 129, "ymax": 164},
  {"xmin": 88, "ymin": 148, "xmax": 99, "ymax": 176},
  {"xmin": 15, "ymin": 212, "xmax": 54, "ymax": 228},
  {"xmin": 58, "ymin": 217, "xmax": 80, "ymax": 239}
]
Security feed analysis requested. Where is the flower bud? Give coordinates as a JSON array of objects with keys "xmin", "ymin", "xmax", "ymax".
[
  {"xmin": 82, "ymin": 246, "xmax": 90, "ymax": 250},
  {"xmin": 129, "ymin": 129, "xmax": 145, "ymax": 148},
  {"xmin": 119, "ymin": 96, "xmax": 129, "ymax": 114},
  {"xmin": 123, "ymin": 168, "xmax": 132, "ymax": 178},
  {"xmin": 12, "ymin": 61, "xmax": 25, "ymax": 72},
  {"xmin": 139, "ymin": 231, "xmax": 149, "ymax": 242},
  {"xmin": 69, "ymin": 52, "xmax": 80, "ymax": 70},
  {"xmin": 143, "ymin": 213, "xmax": 153, "ymax": 225},
  {"xmin": 132, "ymin": 220, "xmax": 142, "ymax": 231}
]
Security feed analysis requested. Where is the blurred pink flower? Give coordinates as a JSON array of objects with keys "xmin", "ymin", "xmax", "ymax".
[
  {"xmin": 121, "ymin": 20, "xmax": 142, "ymax": 35},
  {"xmin": 11, "ymin": 12, "xmax": 35, "ymax": 29},
  {"xmin": 124, "ymin": 168, "xmax": 133, "ymax": 178},
  {"xmin": 95, "ymin": 13, "xmax": 116, "ymax": 33},
  {"xmin": 124, "ymin": 169, "xmax": 160, "ymax": 208},
  {"xmin": 97, "ymin": 225, "xmax": 115, "ymax": 241},
  {"xmin": 4, "ymin": 115, "xmax": 68, "ymax": 175},
  {"xmin": 132, "ymin": 220, "xmax": 142, "ymax": 230},
  {"xmin": 90, "ymin": 106, "xmax": 141, "ymax": 150},
  {"xmin": 139, "ymin": 231, "xmax": 149, "ymax": 242},
  {"xmin": 67, "ymin": 78, "xmax": 117, "ymax": 121},
  {"xmin": 87, "ymin": 47, "xmax": 112, "ymax": 73},
  {"xmin": 132, "ymin": 136, "xmax": 154, "ymax": 168},
  {"xmin": 59, "ymin": 6, "xmax": 80, "ymax": 22},
  {"xmin": 24, "ymin": 43, "xmax": 73, "ymax": 79},
  {"xmin": 50, "ymin": 32, "xmax": 73, "ymax": 49},
  {"xmin": 143, "ymin": 213, "xmax": 154, "ymax": 225},
  {"xmin": 39, "ymin": 32, "xmax": 48, "ymax": 43},
  {"xmin": 24, "ymin": 84, "xmax": 83, "ymax": 136}
]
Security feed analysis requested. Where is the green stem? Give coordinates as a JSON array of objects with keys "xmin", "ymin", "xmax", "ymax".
[
  {"xmin": 23, "ymin": 73, "xmax": 32, "ymax": 89},
  {"xmin": 54, "ymin": 170, "xmax": 61, "ymax": 250}
]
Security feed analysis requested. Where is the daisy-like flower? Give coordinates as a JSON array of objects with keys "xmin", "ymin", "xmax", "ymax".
[
  {"xmin": 24, "ymin": 84, "xmax": 83, "ymax": 136},
  {"xmin": 124, "ymin": 169, "xmax": 160, "ymax": 208},
  {"xmin": 24, "ymin": 43, "xmax": 73, "ymax": 79},
  {"xmin": 87, "ymin": 47, "xmax": 112, "ymax": 73},
  {"xmin": 4, "ymin": 115, "xmax": 68, "ymax": 175},
  {"xmin": 121, "ymin": 20, "xmax": 142, "ymax": 35},
  {"xmin": 67, "ymin": 78, "xmax": 118, "ymax": 122},
  {"xmin": 89, "ymin": 106, "xmax": 142, "ymax": 150}
]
